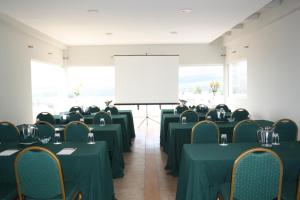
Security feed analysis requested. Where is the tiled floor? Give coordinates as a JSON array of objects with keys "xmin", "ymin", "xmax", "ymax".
[{"xmin": 114, "ymin": 116, "xmax": 177, "ymax": 200}]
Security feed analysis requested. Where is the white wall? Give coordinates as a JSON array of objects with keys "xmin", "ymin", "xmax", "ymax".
[
  {"xmin": 66, "ymin": 41, "xmax": 225, "ymax": 67},
  {"xmin": 224, "ymin": 2, "xmax": 300, "ymax": 130},
  {"xmin": 0, "ymin": 16, "xmax": 64, "ymax": 124}
]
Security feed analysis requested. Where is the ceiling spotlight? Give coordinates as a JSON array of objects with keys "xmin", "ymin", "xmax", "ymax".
[
  {"xmin": 105, "ymin": 32, "xmax": 113, "ymax": 35},
  {"xmin": 178, "ymin": 8, "xmax": 192, "ymax": 14},
  {"xmin": 87, "ymin": 9, "xmax": 99, "ymax": 14},
  {"xmin": 170, "ymin": 31, "xmax": 178, "ymax": 35}
]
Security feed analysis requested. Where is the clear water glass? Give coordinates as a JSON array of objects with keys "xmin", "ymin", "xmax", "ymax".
[
  {"xmin": 80, "ymin": 118, "xmax": 84, "ymax": 122},
  {"xmin": 53, "ymin": 133, "xmax": 62, "ymax": 145},
  {"xmin": 99, "ymin": 118, "xmax": 105, "ymax": 126},
  {"xmin": 181, "ymin": 117, "xmax": 187, "ymax": 124},
  {"xmin": 87, "ymin": 132, "xmax": 95, "ymax": 144},
  {"xmin": 174, "ymin": 109, "xmax": 177, "ymax": 115},
  {"xmin": 220, "ymin": 134, "xmax": 228, "ymax": 146},
  {"xmin": 36, "ymin": 118, "xmax": 40, "ymax": 122},
  {"xmin": 107, "ymin": 110, "xmax": 111, "ymax": 116},
  {"xmin": 272, "ymin": 133, "xmax": 280, "ymax": 145},
  {"xmin": 62, "ymin": 114, "xmax": 67, "ymax": 120}
]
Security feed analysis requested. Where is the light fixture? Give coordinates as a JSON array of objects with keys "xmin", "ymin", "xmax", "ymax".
[
  {"xmin": 87, "ymin": 9, "xmax": 99, "ymax": 14},
  {"xmin": 178, "ymin": 8, "xmax": 192, "ymax": 14},
  {"xmin": 170, "ymin": 31, "xmax": 178, "ymax": 35},
  {"xmin": 105, "ymin": 32, "xmax": 113, "ymax": 35}
]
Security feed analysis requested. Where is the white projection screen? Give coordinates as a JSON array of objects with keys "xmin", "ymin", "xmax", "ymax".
[{"xmin": 114, "ymin": 55, "xmax": 179, "ymax": 104}]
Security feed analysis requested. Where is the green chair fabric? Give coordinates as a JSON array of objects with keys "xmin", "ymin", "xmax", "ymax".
[
  {"xmin": 180, "ymin": 110, "xmax": 198, "ymax": 123},
  {"xmin": 36, "ymin": 112, "xmax": 55, "ymax": 125},
  {"xmin": 35, "ymin": 121, "xmax": 56, "ymax": 143},
  {"xmin": 205, "ymin": 109, "xmax": 219, "ymax": 121},
  {"xmin": 93, "ymin": 112, "xmax": 112, "ymax": 124},
  {"xmin": 255, "ymin": 120, "xmax": 274, "ymax": 127},
  {"xmin": 232, "ymin": 108, "xmax": 250, "ymax": 122},
  {"xmin": 274, "ymin": 119, "xmax": 298, "ymax": 142},
  {"xmin": 64, "ymin": 121, "xmax": 89, "ymax": 142},
  {"xmin": 68, "ymin": 112, "xmax": 84, "ymax": 122},
  {"xmin": 218, "ymin": 148, "xmax": 283, "ymax": 200},
  {"xmin": 233, "ymin": 120, "xmax": 259, "ymax": 143},
  {"xmin": 87, "ymin": 105, "xmax": 100, "ymax": 114},
  {"xmin": 0, "ymin": 183, "xmax": 17, "ymax": 200},
  {"xmin": 215, "ymin": 104, "xmax": 231, "ymax": 112},
  {"xmin": 195, "ymin": 104, "xmax": 209, "ymax": 114},
  {"xmin": 175, "ymin": 105, "xmax": 189, "ymax": 114},
  {"xmin": 104, "ymin": 106, "xmax": 119, "ymax": 115},
  {"xmin": 69, "ymin": 106, "xmax": 84, "ymax": 114},
  {"xmin": 0, "ymin": 121, "xmax": 20, "ymax": 143},
  {"xmin": 15, "ymin": 147, "xmax": 81, "ymax": 200},
  {"xmin": 191, "ymin": 121, "xmax": 219, "ymax": 144}
]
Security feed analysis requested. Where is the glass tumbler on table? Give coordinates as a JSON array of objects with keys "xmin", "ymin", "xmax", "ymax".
[
  {"xmin": 88, "ymin": 132, "xmax": 95, "ymax": 144},
  {"xmin": 220, "ymin": 134, "xmax": 228, "ymax": 146},
  {"xmin": 99, "ymin": 118, "xmax": 105, "ymax": 126}
]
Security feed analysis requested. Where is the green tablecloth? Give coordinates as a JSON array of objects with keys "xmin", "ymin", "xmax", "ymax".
[
  {"xmin": 160, "ymin": 114, "xmax": 180, "ymax": 149},
  {"xmin": 119, "ymin": 110, "xmax": 136, "ymax": 139},
  {"xmin": 0, "ymin": 142, "xmax": 115, "ymax": 200},
  {"xmin": 165, "ymin": 121, "xmax": 238, "ymax": 176},
  {"xmin": 176, "ymin": 142, "xmax": 300, "ymax": 200},
  {"xmin": 54, "ymin": 114, "xmax": 131, "ymax": 152}
]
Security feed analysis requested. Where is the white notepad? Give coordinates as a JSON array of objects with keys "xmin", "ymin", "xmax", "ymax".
[
  {"xmin": 0, "ymin": 149, "xmax": 19, "ymax": 156},
  {"xmin": 57, "ymin": 148, "xmax": 77, "ymax": 155}
]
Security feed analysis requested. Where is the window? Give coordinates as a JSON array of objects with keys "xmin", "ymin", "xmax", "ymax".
[
  {"xmin": 31, "ymin": 60, "xmax": 67, "ymax": 118},
  {"xmin": 229, "ymin": 60, "xmax": 247, "ymax": 98},
  {"xmin": 66, "ymin": 66, "xmax": 115, "ymax": 108},
  {"xmin": 178, "ymin": 65, "xmax": 224, "ymax": 105}
]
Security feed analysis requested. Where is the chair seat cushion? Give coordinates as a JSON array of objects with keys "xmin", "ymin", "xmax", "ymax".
[{"xmin": 0, "ymin": 183, "xmax": 17, "ymax": 200}]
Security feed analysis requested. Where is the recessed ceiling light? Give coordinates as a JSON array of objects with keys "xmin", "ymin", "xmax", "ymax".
[
  {"xmin": 178, "ymin": 8, "xmax": 192, "ymax": 14},
  {"xmin": 105, "ymin": 32, "xmax": 113, "ymax": 35},
  {"xmin": 170, "ymin": 31, "xmax": 178, "ymax": 35},
  {"xmin": 87, "ymin": 9, "xmax": 99, "ymax": 14}
]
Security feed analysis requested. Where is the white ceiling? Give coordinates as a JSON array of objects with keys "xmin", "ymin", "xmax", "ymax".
[{"xmin": 0, "ymin": 0, "xmax": 271, "ymax": 45}]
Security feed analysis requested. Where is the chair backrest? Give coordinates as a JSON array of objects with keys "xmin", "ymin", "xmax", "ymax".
[
  {"xmin": 64, "ymin": 121, "xmax": 89, "ymax": 142},
  {"xmin": 233, "ymin": 120, "xmax": 259, "ymax": 143},
  {"xmin": 15, "ymin": 146, "xmax": 66, "ymax": 200},
  {"xmin": 87, "ymin": 105, "xmax": 100, "ymax": 114},
  {"xmin": 255, "ymin": 120, "xmax": 274, "ymax": 127},
  {"xmin": 36, "ymin": 112, "xmax": 55, "ymax": 124},
  {"xmin": 35, "ymin": 121, "xmax": 56, "ymax": 142},
  {"xmin": 175, "ymin": 105, "xmax": 189, "ymax": 114},
  {"xmin": 205, "ymin": 109, "xmax": 219, "ymax": 121},
  {"xmin": 69, "ymin": 106, "xmax": 84, "ymax": 114},
  {"xmin": 195, "ymin": 104, "xmax": 209, "ymax": 114},
  {"xmin": 104, "ymin": 106, "xmax": 119, "ymax": 115},
  {"xmin": 191, "ymin": 120, "xmax": 219, "ymax": 144},
  {"xmin": 0, "ymin": 121, "xmax": 20, "ymax": 143},
  {"xmin": 232, "ymin": 108, "xmax": 250, "ymax": 122},
  {"xmin": 274, "ymin": 119, "xmax": 298, "ymax": 142},
  {"xmin": 68, "ymin": 112, "xmax": 84, "ymax": 122},
  {"xmin": 180, "ymin": 110, "xmax": 199, "ymax": 123},
  {"xmin": 93, "ymin": 111, "xmax": 112, "ymax": 124},
  {"xmin": 215, "ymin": 104, "xmax": 231, "ymax": 112},
  {"xmin": 230, "ymin": 148, "xmax": 283, "ymax": 200}
]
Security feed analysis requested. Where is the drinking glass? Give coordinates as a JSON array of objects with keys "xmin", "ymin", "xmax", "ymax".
[
  {"xmin": 107, "ymin": 110, "xmax": 111, "ymax": 116},
  {"xmin": 87, "ymin": 132, "xmax": 95, "ymax": 144},
  {"xmin": 181, "ymin": 117, "xmax": 187, "ymax": 124},
  {"xmin": 272, "ymin": 133, "xmax": 280, "ymax": 145},
  {"xmin": 99, "ymin": 118, "xmax": 105, "ymax": 126},
  {"xmin": 80, "ymin": 118, "xmax": 84, "ymax": 122},
  {"xmin": 174, "ymin": 109, "xmax": 177, "ymax": 115},
  {"xmin": 53, "ymin": 133, "xmax": 62, "ymax": 145},
  {"xmin": 62, "ymin": 114, "xmax": 67, "ymax": 121},
  {"xmin": 36, "ymin": 118, "xmax": 40, "ymax": 122},
  {"xmin": 220, "ymin": 134, "xmax": 228, "ymax": 146}
]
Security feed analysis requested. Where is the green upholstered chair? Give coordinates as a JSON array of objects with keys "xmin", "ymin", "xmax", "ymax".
[
  {"xmin": 64, "ymin": 121, "xmax": 89, "ymax": 142},
  {"xmin": 274, "ymin": 119, "xmax": 298, "ymax": 142},
  {"xmin": 68, "ymin": 112, "xmax": 84, "ymax": 122},
  {"xmin": 195, "ymin": 104, "xmax": 209, "ymax": 114},
  {"xmin": 104, "ymin": 106, "xmax": 119, "ymax": 115},
  {"xmin": 0, "ymin": 183, "xmax": 17, "ymax": 200},
  {"xmin": 205, "ymin": 109, "xmax": 219, "ymax": 121},
  {"xmin": 180, "ymin": 110, "xmax": 199, "ymax": 123},
  {"xmin": 93, "ymin": 111, "xmax": 112, "ymax": 124},
  {"xmin": 215, "ymin": 104, "xmax": 231, "ymax": 112},
  {"xmin": 0, "ymin": 121, "xmax": 20, "ymax": 143},
  {"xmin": 36, "ymin": 112, "xmax": 55, "ymax": 125},
  {"xmin": 218, "ymin": 148, "xmax": 283, "ymax": 200},
  {"xmin": 255, "ymin": 120, "xmax": 274, "ymax": 127},
  {"xmin": 233, "ymin": 120, "xmax": 259, "ymax": 143},
  {"xmin": 87, "ymin": 105, "xmax": 100, "ymax": 114},
  {"xmin": 35, "ymin": 121, "xmax": 56, "ymax": 143},
  {"xmin": 69, "ymin": 106, "xmax": 84, "ymax": 114},
  {"xmin": 191, "ymin": 120, "xmax": 219, "ymax": 144},
  {"xmin": 15, "ymin": 146, "xmax": 82, "ymax": 200},
  {"xmin": 175, "ymin": 105, "xmax": 189, "ymax": 114},
  {"xmin": 231, "ymin": 108, "xmax": 250, "ymax": 122}
]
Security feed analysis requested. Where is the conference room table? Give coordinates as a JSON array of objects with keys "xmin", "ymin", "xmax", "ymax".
[
  {"xmin": 165, "ymin": 121, "xmax": 238, "ymax": 176},
  {"xmin": 176, "ymin": 142, "xmax": 300, "ymax": 200},
  {"xmin": 54, "ymin": 113, "xmax": 132, "ymax": 152},
  {"xmin": 0, "ymin": 141, "xmax": 115, "ymax": 200}
]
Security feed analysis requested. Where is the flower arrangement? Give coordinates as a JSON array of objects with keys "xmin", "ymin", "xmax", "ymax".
[{"xmin": 209, "ymin": 81, "xmax": 220, "ymax": 95}]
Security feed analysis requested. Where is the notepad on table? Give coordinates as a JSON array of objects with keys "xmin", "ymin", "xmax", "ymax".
[
  {"xmin": 0, "ymin": 149, "xmax": 19, "ymax": 156},
  {"xmin": 57, "ymin": 148, "xmax": 77, "ymax": 155}
]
